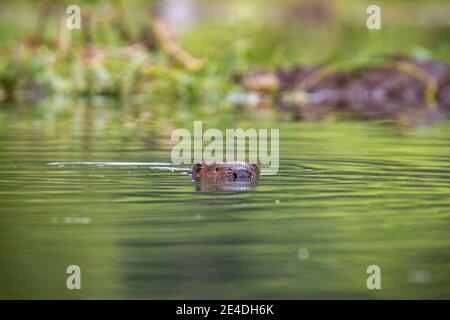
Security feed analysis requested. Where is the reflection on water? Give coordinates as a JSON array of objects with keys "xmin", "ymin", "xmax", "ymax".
[
  {"xmin": 0, "ymin": 107, "xmax": 449, "ymax": 299},
  {"xmin": 193, "ymin": 180, "xmax": 258, "ymax": 192}
]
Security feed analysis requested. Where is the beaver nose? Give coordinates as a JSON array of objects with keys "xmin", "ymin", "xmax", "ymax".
[{"xmin": 234, "ymin": 169, "xmax": 251, "ymax": 180}]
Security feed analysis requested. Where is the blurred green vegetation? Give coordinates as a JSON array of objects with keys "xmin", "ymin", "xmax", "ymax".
[{"xmin": 0, "ymin": 0, "xmax": 449, "ymax": 115}]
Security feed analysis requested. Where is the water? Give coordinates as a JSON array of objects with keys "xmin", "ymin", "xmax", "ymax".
[{"xmin": 0, "ymin": 106, "xmax": 449, "ymax": 299}]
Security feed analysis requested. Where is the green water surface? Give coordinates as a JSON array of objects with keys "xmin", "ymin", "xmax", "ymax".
[{"xmin": 0, "ymin": 104, "xmax": 449, "ymax": 299}]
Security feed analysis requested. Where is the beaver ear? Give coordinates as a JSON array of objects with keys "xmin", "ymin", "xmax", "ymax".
[{"xmin": 189, "ymin": 163, "xmax": 203, "ymax": 176}]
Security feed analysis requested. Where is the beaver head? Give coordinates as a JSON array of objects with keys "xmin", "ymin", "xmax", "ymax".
[{"xmin": 189, "ymin": 161, "xmax": 260, "ymax": 183}]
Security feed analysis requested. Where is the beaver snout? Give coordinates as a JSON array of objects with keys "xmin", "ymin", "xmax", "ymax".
[{"xmin": 234, "ymin": 169, "xmax": 251, "ymax": 180}]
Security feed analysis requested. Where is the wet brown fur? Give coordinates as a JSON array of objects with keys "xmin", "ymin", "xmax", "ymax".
[{"xmin": 189, "ymin": 162, "xmax": 260, "ymax": 183}]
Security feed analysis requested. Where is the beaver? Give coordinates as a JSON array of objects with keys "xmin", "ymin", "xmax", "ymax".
[{"xmin": 189, "ymin": 161, "xmax": 260, "ymax": 183}]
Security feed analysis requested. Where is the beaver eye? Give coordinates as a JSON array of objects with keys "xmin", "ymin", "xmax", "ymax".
[{"xmin": 191, "ymin": 163, "xmax": 202, "ymax": 174}]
